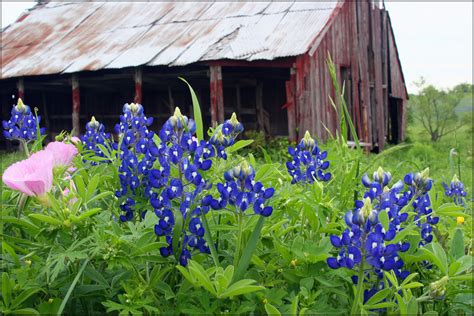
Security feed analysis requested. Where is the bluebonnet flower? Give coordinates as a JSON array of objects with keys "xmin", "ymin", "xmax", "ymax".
[
  {"xmin": 81, "ymin": 116, "xmax": 111, "ymax": 162},
  {"xmin": 286, "ymin": 131, "xmax": 331, "ymax": 184},
  {"xmin": 2, "ymin": 98, "xmax": 45, "ymax": 143},
  {"xmin": 151, "ymin": 108, "xmax": 243, "ymax": 266},
  {"xmin": 327, "ymin": 168, "xmax": 412, "ymax": 303},
  {"xmin": 442, "ymin": 174, "xmax": 467, "ymax": 206},
  {"xmin": 114, "ymin": 103, "xmax": 157, "ymax": 222},
  {"xmin": 209, "ymin": 160, "xmax": 275, "ymax": 217},
  {"xmin": 404, "ymin": 169, "xmax": 438, "ymax": 247},
  {"xmin": 209, "ymin": 113, "xmax": 244, "ymax": 159}
]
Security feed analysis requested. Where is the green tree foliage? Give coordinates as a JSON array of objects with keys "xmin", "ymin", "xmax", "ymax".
[{"xmin": 409, "ymin": 78, "xmax": 472, "ymax": 141}]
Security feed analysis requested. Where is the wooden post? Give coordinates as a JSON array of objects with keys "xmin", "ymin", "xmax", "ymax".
[
  {"xmin": 71, "ymin": 74, "xmax": 80, "ymax": 136},
  {"xmin": 134, "ymin": 67, "xmax": 142, "ymax": 104},
  {"xmin": 285, "ymin": 67, "xmax": 297, "ymax": 142},
  {"xmin": 256, "ymin": 82, "xmax": 264, "ymax": 132},
  {"xmin": 210, "ymin": 65, "xmax": 224, "ymax": 125},
  {"xmin": 17, "ymin": 78, "xmax": 24, "ymax": 100}
]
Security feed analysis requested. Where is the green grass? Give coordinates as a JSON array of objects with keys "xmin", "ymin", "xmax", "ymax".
[
  {"xmin": 1, "ymin": 150, "xmax": 25, "ymax": 176},
  {"xmin": 374, "ymin": 122, "xmax": 473, "ymax": 195}
]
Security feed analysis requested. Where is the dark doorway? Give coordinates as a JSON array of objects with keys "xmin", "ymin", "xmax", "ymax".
[{"xmin": 388, "ymin": 97, "xmax": 402, "ymax": 144}]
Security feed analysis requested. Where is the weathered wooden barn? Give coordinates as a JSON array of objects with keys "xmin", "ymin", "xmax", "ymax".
[{"xmin": 1, "ymin": 1, "xmax": 407, "ymax": 150}]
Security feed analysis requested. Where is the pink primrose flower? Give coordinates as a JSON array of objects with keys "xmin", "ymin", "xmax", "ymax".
[
  {"xmin": 45, "ymin": 141, "xmax": 78, "ymax": 167},
  {"xmin": 2, "ymin": 150, "xmax": 55, "ymax": 196}
]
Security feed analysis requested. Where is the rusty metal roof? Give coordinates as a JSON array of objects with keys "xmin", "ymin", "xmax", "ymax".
[{"xmin": 1, "ymin": 1, "xmax": 340, "ymax": 79}]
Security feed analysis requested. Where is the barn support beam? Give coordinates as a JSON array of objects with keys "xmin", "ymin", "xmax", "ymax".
[
  {"xmin": 134, "ymin": 67, "xmax": 142, "ymax": 104},
  {"xmin": 17, "ymin": 78, "xmax": 24, "ymax": 100},
  {"xmin": 210, "ymin": 65, "xmax": 224, "ymax": 125},
  {"xmin": 285, "ymin": 68, "xmax": 297, "ymax": 142},
  {"xmin": 71, "ymin": 74, "xmax": 80, "ymax": 136}
]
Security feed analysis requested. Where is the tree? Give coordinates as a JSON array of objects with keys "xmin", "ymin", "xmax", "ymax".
[{"xmin": 409, "ymin": 78, "xmax": 466, "ymax": 142}]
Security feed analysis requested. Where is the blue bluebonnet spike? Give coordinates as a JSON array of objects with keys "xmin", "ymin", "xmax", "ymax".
[
  {"xmin": 286, "ymin": 131, "xmax": 331, "ymax": 184},
  {"xmin": 3, "ymin": 99, "xmax": 45, "ymax": 143},
  {"xmin": 442, "ymin": 174, "xmax": 467, "ymax": 205},
  {"xmin": 209, "ymin": 160, "xmax": 274, "ymax": 217}
]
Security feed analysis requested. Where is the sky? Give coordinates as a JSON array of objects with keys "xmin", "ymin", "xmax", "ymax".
[{"xmin": 1, "ymin": 1, "xmax": 473, "ymax": 94}]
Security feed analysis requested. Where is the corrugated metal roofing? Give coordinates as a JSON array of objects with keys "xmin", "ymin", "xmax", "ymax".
[{"xmin": 1, "ymin": 1, "xmax": 340, "ymax": 79}]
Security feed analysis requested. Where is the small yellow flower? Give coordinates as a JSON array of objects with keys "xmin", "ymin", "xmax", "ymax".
[
  {"xmin": 262, "ymin": 298, "xmax": 268, "ymax": 304},
  {"xmin": 48, "ymin": 298, "xmax": 54, "ymax": 304},
  {"xmin": 290, "ymin": 259, "xmax": 298, "ymax": 267},
  {"xmin": 457, "ymin": 216, "xmax": 465, "ymax": 225},
  {"xmin": 25, "ymin": 259, "xmax": 32, "ymax": 266}
]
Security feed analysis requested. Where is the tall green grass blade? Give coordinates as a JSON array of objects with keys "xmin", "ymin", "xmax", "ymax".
[
  {"xmin": 233, "ymin": 216, "xmax": 265, "ymax": 282},
  {"xmin": 179, "ymin": 77, "xmax": 204, "ymax": 141},
  {"xmin": 327, "ymin": 53, "xmax": 360, "ymax": 149},
  {"xmin": 57, "ymin": 258, "xmax": 90, "ymax": 315}
]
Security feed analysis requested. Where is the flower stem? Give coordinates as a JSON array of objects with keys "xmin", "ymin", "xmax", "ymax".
[
  {"xmin": 21, "ymin": 140, "xmax": 30, "ymax": 157},
  {"xmin": 351, "ymin": 234, "xmax": 366, "ymax": 315},
  {"xmin": 234, "ymin": 211, "xmax": 244, "ymax": 267}
]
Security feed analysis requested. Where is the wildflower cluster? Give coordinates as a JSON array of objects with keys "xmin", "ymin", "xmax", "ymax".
[
  {"xmin": 404, "ymin": 169, "xmax": 438, "ymax": 246},
  {"xmin": 81, "ymin": 116, "xmax": 111, "ymax": 161},
  {"xmin": 150, "ymin": 108, "xmax": 243, "ymax": 266},
  {"xmin": 114, "ymin": 103, "xmax": 158, "ymax": 221},
  {"xmin": 442, "ymin": 174, "xmax": 467, "ymax": 206},
  {"xmin": 209, "ymin": 160, "xmax": 275, "ymax": 217},
  {"xmin": 2, "ymin": 99, "xmax": 45, "ymax": 143},
  {"xmin": 327, "ymin": 168, "xmax": 414, "ymax": 302},
  {"xmin": 286, "ymin": 131, "xmax": 331, "ymax": 184}
]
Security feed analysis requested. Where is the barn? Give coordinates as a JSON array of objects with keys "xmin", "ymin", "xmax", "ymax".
[{"xmin": 0, "ymin": 1, "xmax": 407, "ymax": 151}]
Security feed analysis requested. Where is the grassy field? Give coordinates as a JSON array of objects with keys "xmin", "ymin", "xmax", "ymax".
[{"xmin": 374, "ymin": 122, "xmax": 472, "ymax": 196}]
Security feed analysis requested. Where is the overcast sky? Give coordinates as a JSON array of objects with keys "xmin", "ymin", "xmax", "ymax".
[{"xmin": 1, "ymin": 1, "xmax": 472, "ymax": 94}]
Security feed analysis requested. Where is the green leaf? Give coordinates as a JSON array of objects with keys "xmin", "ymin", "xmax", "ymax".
[
  {"xmin": 406, "ymin": 296, "xmax": 418, "ymax": 315},
  {"xmin": 218, "ymin": 279, "xmax": 264, "ymax": 298},
  {"xmin": 76, "ymin": 208, "xmax": 102, "ymax": 221},
  {"xmin": 87, "ymin": 191, "xmax": 113, "ymax": 205},
  {"xmin": 180, "ymin": 77, "xmax": 203, "ymax": 141},
  {"xmin": 86, "ymin": 174, "xmax": 101, "ymax": 200},
  {"xmin": 264, "ymin": 303, "xmax": 281, "ymax": 316},
  {"xmin": 74, "ymin": 175, "xmax": 86, "ymax": 199},
  {"xmin": 364, "ymin": 288, "xmax": 390, "ymax": 306},
  {"xmin": 450, "ymin": 228, "xmax": 464, "ymax": 259},
  {"xmin": 364, "ymin": 302, "xmax": 397, "ymax": 310},
  {"xmin": 2, "ymin": 241, "xmax": 20, "ymax": 266},
  {"xmin": 379, "ymin": 210, "xmax": 389, "ymax": 231},
  {"xmin": 2, "ymin": 272, "xmax": 12, "ymax": 308},
  {"xmin": 233, "ymin": 216, "xmax": 265, "ymax": 282},
  {"xmin": 176, "ymin": 265, "xmax": 195, "ymax": 285},
  {"xmin": 187, "ymin": 260, "xmax": 216, "ymax": 296},
  {"xmin": 435, "ymin": 203, "xmax": 469, "ymax": 217},
  {"xmin": 400, "ymin": 273, "xmax": 418, "ymax": 286},
  {"xmin": 451, "ymin": 274, "xmax": 473, "ymax": 281},
  {"xmin": 28, "ymin": 214, "xmax": 63, "ymax": 226},
  {"xmin": 11, "ymin": 288, "xmax": 43, "ymax": 309},
  {"xmin": 384, "ymin": 271, "xmax": 399, "ymax": 288},
  {"xmin": 9, "ymin": 308, "xmax": 40, "ymax": 315},
  {"xmin": 226, "ymin": 140, "xmax": 254, "ymax": 153},
  {"xmin": 402, "ymin": 282, "xmax": 424, "ymax": 289}
]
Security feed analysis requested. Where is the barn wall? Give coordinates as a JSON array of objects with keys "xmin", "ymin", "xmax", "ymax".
[{"xmin": 291, "ymin": 0, "xmax": 407, "ymax": 149}]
